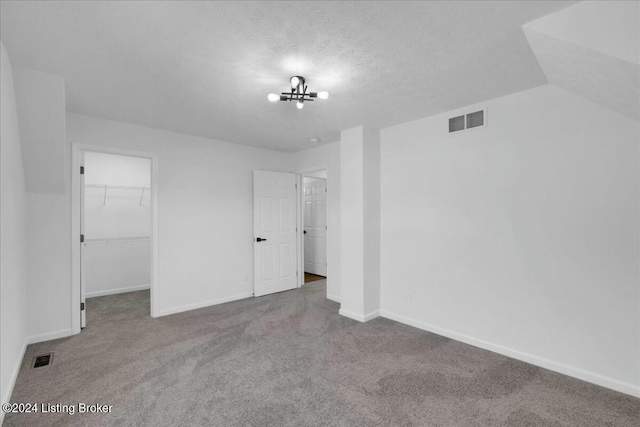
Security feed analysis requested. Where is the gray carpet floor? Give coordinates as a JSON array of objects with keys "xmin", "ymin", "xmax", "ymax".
[{"xmin": 4, "ymin": 280, "xmax": 639, "ymax": 426}]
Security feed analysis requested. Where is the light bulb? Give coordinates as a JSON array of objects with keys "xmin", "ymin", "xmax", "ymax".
[
  {"xmin": 267, "ymin": 93, "xmax": 280, "ymax": 102},
  {"xmin": 290, "ymin": 76, "xmax": 300, "ymax": 88},
  {"xmin": 317, "ymin": 91, "xmax": 329, "ymax": 100},
  {"xmin": 296, "ymin": 101, "xmax": 304, "ymax": 110}
]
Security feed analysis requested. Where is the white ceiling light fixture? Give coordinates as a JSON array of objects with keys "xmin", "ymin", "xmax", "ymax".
[{"xmin": 268, "ymin": 75, "xmax": 329, "ymax": 108}]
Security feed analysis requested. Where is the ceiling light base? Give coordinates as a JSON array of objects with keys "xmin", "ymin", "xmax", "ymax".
[{"xmin": 268, "ymin": 76, "xmax": 328, "ymax": 108}]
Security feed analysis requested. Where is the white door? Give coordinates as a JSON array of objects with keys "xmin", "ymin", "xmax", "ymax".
[
  {"xmin": 80, "ymin": 152, "xmax": 87, "ymax": 328},
  {"xmin": 303, "ymin": 178, "xmax": 327, "ymax": 276},
  {"xmin": 253, "ymin": 170, "xmax": 298, "ymax": 297}
]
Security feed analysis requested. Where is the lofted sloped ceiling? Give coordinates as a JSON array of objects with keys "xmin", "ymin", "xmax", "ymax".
[
  {"xmin": 523, "ymin": 1, "xmax": 640, "ymax": 120},
  {"xmin": 1, "ymin": 1, "xmax": 574, "ymax": 152}
]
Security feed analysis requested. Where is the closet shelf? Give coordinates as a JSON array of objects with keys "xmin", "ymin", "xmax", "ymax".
[
  {"xmin": 85, "ymin": 184, "xmax": 150, "ymax": 205},
  {"xmin": 83, "ymin": 236, "xmax": 150, "ymax": 245}
]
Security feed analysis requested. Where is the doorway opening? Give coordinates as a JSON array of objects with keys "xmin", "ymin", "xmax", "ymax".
[
  {"xmin": 301, "ymin": 170, "xmax": 327, "ymax": 285},
  {"xmin": 81, "ymin": 152, "xmax": 151, "ymax": 327},
  {"xmin": 71, "ymin": 144, "xmax": 158, "ymax": 334}
]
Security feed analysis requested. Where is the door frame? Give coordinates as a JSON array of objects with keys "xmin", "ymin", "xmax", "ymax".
[
  {"xmin": 296, "ymin": 167, "xmax": 329, "ymax": 289},
  {"xmin": 71, "ymin": 142, "xmax": 159, "ymax": 334}
]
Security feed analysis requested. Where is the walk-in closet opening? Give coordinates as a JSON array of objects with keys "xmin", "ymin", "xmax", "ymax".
[
  {"xmin": 302, "ymin": 170, "xmax": 327, "ymax": 285},
  {"xmin": 81, "ymin": 151, "xmax": 152, "ymax": 327}
]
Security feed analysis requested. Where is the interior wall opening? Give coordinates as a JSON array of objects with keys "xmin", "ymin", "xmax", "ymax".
[
  {"xmin": 81, "ymin": 151, "xmax": 152, "ymax": 328},
  {"xmin": 302, "ymin": 170, "xmax": 328, "ymax": 285}
]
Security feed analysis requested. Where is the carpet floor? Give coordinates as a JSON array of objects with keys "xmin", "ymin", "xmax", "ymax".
[{"xmin": 4, "ymin": 280, "xmax": 639, "ymax": 426}]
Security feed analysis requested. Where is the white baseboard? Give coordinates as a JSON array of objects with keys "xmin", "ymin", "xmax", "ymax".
[
  {"xmin": 339, "ymin": 308, "xmax": 380, "ymax": 323},
  {"xmin": 1, "ymin": 337, "xmax": 27, "ymax": 424},
  {"xmin": 326, "ymin": 293, "xmax": 341, "ymax": 303},
  {"xmin": 339, "ymin": 308, "xmax": 363, "ymax": 322},
  {"xmin": 363, "ymin": 309, "xmax": 380, "ymax": 322},
  {"xmin": 26, "ymin": 328, "xmax": 73, "ymax": 345},
  {"xmin": 379, "ymin": 309, "xmax": 640, "ymax": 398},
  {"xmin": 157, "ymin": 292, "xmax": 253, "ymax": 317},
  {"xmin": 86, "ymin": 284, "xmax": 150, "ymax": 298}
]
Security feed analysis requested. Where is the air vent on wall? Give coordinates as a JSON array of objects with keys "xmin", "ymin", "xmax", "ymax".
[
  {"xmin": 449, "ymin": 115, "xmax": 465, "ymax": 132},
  {"xmin": 449, "ymin": 109, "xmax": 486, "ymax": 133}
]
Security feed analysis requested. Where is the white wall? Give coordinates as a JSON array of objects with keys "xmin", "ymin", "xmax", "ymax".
[
  {"xmin": 523, "ymin": 1, "xmax": 639, "ymax": 65},
  {"xmin": 0, "ymin": 41, "xmax": 28, "ymax": 418},
  {"xmin": 380, "ymin": 84, "xmax": 640, "ymax": 396},
  {"xmin": 84, "ymin": 242, "xmax": 150, "ymax": 298},
  {"xmin": 13, "ymin": 66, "xmax": 66, "ymax": 193},
  {"xmin": 84, "ymin": 152, "xmax": 151, "ymax": 239},
  {"xmin": 338, "ymin": 126, "xmax": 381, "ymax": 321},
  {"xmin": 12, "ymin": 65, "xmax": 71, "ymax": 342},
  {"xmin": 85, "ymin": 152, "xmax": 151, "ymax": 187},
  {"xmin": 26, "ymin": 193, "xmax": 72, "ymax": 341},
  {"xmin": 363, "ymin": 127, "xmax": 381, "ymax": 316},
  {"xmin": 68, "ymin": 113, "xmax": 293, "ymax": 316},
  {"xmin": 339, "ymin": 127, "xmax": 365, "ymax": 317},
  {"xmin": 294, "ymin": 141, "xmax": 341, "ymax": 302},
  {"xmin": 83, "ymin": 152, "xmax": 151, "ymax": 297},
  {"xmin": 304, "ymin": 169, "xmax": 327, "ymax": 179}
]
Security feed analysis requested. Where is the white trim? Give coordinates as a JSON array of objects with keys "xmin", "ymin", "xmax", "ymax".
[
  {"xmin": 379, "ymin": 309, "xmax": 640, "ymax": 398},
  {"xmin": 338, "ymin": 308, "xmax": 364, "ymax": 322},
  {"xmin": 296, "ymin": 173, "xmax": 304, "ymax": 289},
  {"xmin": 86, "ymin": 285, "xmax": 150, "ymax": 298},
  {"xmin": 338, "ymin": 308, "xmax": 380, "ymax": 323},
  {"xmin": 71, "ymin": 145, "xmax": 80, "ymax": 333},
  {"xmin": 151, "ymin": 150, "xmax": 159, "ymax": 318},
  {"xmin": 327, "ymin": 294, "xmax": 341, "ymax": 303},
  {"xmin": 157, "ymin": 292, "xmax": 253, "ymax": 317},
  {"xmin": 363, "ymin": 309, "xmax": 380, "ymax": 322},
  {"xmin": 71, "ymin": 142, "xmax": 160, "ymax": 336},
  {"xmin": 296, "ymin": 174, "xmax": 303, "ymax": 289},
  {"xmin": 26, "ymin": 329, "xmax": 73, "ymax": 345},
  {"xmin": 1, "ymin": 338, "xmax": 27, "ymax": 424}
]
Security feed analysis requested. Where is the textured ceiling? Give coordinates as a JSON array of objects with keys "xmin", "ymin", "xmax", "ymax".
[{"xmin": 0, "ymin": 1, "xmax": 572, "ymax": 152}]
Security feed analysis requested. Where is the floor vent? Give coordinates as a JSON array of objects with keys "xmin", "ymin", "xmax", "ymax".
[{"xmin": 32, "ymin": 353, "xmax": 53, "ymax": 368}]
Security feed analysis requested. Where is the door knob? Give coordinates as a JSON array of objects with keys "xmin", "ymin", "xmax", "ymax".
[
  {"xmin": 256, "ymin": 237, "xmax": 267, "ymax": 242},
  {"xmin": 303, "ymin": 230, "xmax": 307, "ymax": 234}
]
